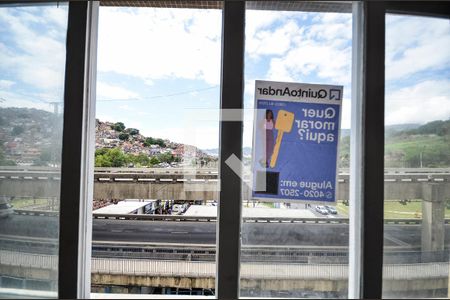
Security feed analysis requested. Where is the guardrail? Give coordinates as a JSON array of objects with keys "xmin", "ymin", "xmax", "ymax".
[
  {"xmin": 13, "ymin": 209, "xmax": 59, "ymax": 217},
  {"xmin": 92, "ymin": 213, "xmax": 443, "ymax": 225},
  {"xmin": 1, "ymin": 167, "xmax": 449, "ymax": 180},
  {"xmin": 12, "ymin": 209, "xmax": 450, "ymax": 225},
  {"xmin": 1, "ymin": 166, "xmax": 449, "ymax": 173},
  {"xmin": 2, "ymin": 249, "xmax": 447, "ymax": 281}
]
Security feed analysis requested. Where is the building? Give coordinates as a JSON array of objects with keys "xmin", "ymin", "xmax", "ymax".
[{"xmin": 93, "ymin": 199, "xmax": 159, "ymax": 215}]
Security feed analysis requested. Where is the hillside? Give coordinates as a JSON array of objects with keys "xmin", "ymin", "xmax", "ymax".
[
  {"xmin": 384, "ymin": 120, "xmax": 449, "ymax": 168},
  {"xmin": 339, "ymin": 120, "xmax": 450, "ymax": 168},
  {"xmin": 0, "ymin": 107, "xmax": 214, "ymax": 167},
  {"xmin": 94, "ymin": 119, "xmax": 215, "ymax": 167},
  {"xmin": 0, "ymin": 107, "xmax": 62, "ymax": 166},
  {"xmin": 1, "ymin": 107, "xmax": 448, "ymax": 168}
]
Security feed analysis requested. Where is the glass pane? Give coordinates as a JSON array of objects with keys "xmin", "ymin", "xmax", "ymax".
[
  {"xmin": 241, "ymin": 2, "xmax": 352, "ymax": 298},
  {"xmin": 0, "ymin": 2, "xmax": 68, "ymax": 298},
  {"xmin": 383, "ymin": 14, "xmax": 450, "ymax": 298},
  {"xmin": 92, "ymin": 2, "xmax": 222, "ymax": 297}
]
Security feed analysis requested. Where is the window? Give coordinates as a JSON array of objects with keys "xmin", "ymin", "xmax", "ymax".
[
  {"xmin": 1, "ymin": 1, "xmax": 448, "ymax": 299},
  {"xmin": 383, "ymin": 13, "xmax": 450, "ymax": 298},
  {"xmin": 0, "ymin": 2, "xmax": 68, "ymax": 298},
  {"xmin": 241, "ymin": 2, "xmax": 353, "ymax": 298},
  {"xmin": 91, "ymin": 1, "xmax": 222, "ymax": 296}
]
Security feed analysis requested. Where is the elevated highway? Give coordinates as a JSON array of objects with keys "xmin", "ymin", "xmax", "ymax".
[
  {"xmin": 1, "ymin": 212, "xmax": 449, "ymax": 295},
  {"xmin": 1, "ymin": 167, "xmax": 449, "ymax": 295},
  {"xmin": 1, "ymin": 248, "xmax": 449, "ymax": 295},
  {"xmin": 0, "ymin": 166, "xmax": 449, "ymax": 200},
  {"xmin": 1, "ymin": 213, "xmax": 450, "ymax": 248}
]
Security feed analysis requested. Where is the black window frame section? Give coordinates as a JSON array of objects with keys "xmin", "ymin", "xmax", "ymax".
[
  {"xmin": 58, "ymin": 1, "xmax": 98, "ymax": 299},
  {"xmin": 217, "ymin": 1, "xmax": 245, "ymax": 299}
]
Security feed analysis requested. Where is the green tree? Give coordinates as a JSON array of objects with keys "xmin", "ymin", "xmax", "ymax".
[
  {"xmin": 95, "ymin": 148, "xmax": 108, "ymax": 156},
  {"xmin": 149, "ymin": 156, "xmax": 160, "ymax": 165},
  {"xmin": 39, "ymin": 149, "xmax": 52, "ymax": 163},
  {"xmin": 0, "ymin": 149, "xmax": 16, "ymax": 166},
  {"xmin": 118, "ymin": 133, "xmax": 129, "ymax": 140},
  {"xmin": 144, "ymin": 137, "xmax": 155, "ymax": 147},
  {"xmin": 158, "ymin": 152, "xmax": 174, "ymax": 163},
  {"xmin": 95, "ymin": 154, "xmax": 112, "ymax": 167},
  {"xmin": 107, "ymin": 148, "xmax": 127, "ymax": 167},
  {"xmin": 131, "ymin": 153, "xmax": 151, "ymax": 166},
  {"xmin": 94, "ymin": 148, "xmax": 127, "ymax": 167},
  {"xmin": 12, "ymin": 126, "xmax": 24, "ymax": 136},
  {"xmin": 111, "ymin": 122, "xmax": 126, "ymax": 132},
  {"xmin": 127, "ymin": 128, "xmax": 139, "ymax": 135},
  {"xmin": 155, "ymin": 138, "xmax": 166, "ymax": 148}
]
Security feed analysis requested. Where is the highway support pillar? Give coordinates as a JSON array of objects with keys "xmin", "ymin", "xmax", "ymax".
[{"xmin": 421, "ymin": 183, "xmax": 445, "ymax": 260}]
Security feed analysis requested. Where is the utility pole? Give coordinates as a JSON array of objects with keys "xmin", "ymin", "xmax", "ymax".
[
  {"xmin": 420, "ymin": 146, "xmax": 426, "ymax": 168},
  {"xmin": 49, "ymin": 102, "xmax": 62, "ymax": 115}
]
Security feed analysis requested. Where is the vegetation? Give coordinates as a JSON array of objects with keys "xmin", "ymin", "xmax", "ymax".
[
  {"xmin": 143, "ymin": 137, "xmax": 166, "ymax": 148},
  {"xmin": 126, "ymin": 128, "xmax": 139, "ymax": 135},
  {"xmin": 0, "ymin": 149, "xmax": 16, "ymax": 166},
  {"xmin": 338, "ymin": 119, "xmax": 450, "ymax": 168},
  {"xmin": 336, "ymin": 200, "xmax": 450, "ymax": 219},
  {"xmin": 11, "ymin": 125, "xmax": 24, "ymax": 136},
  {"xmin": 386, "ymin": 119, "xmax": 450, "ymax": 168},
  {"xmin": 10, "ymin": 197, "xmax": 49, "ymax": 209},
  {"xmin": 94, "ymin": 147, "xmax": 179, "ymax": 167},
  {"xmin": 95, "ymin": 148, "xmax": 127, "ymax": 167},
  {"xmin": 405, "ymin": 120, "xmax": 450, "ymax": 136},
  {"xmin": 118, "ymin": 132, "xmax": 129, "ymax": 141},
  {"xmin": 32, "ymin": 148, "xmax": 58, "ymax": 166},
  {"xmin": 111, "ymin": 122, "xmax": 125, "ymax": 132}
]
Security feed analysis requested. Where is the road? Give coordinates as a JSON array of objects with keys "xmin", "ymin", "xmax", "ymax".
[{"xmin": 1, "ymin": 214, "xmax": 449, "ymax": 248}]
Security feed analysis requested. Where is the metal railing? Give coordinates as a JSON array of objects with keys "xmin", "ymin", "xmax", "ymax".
[{"xmin": 12, "ymin": 209, "xmax": 450, "ymax": 225}]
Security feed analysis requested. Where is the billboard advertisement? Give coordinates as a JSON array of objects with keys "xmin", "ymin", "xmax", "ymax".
[{"xmin": 252, "ymin": 80, "xmax": 343, "ymax": 203}]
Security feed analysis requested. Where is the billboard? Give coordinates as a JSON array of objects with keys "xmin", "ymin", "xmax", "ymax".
[{"xmin": 252, "ymin": 80, "xmax": 343, "ymax": 203}]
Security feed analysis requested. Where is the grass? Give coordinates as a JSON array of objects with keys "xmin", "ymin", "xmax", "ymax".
[
  {"xmin": 336, "ymin": 200, "xmax": 450, "ymax": 219},
  {"xmin": 10, "ymin": 197, "xmax": 50, "ymax": 209}
]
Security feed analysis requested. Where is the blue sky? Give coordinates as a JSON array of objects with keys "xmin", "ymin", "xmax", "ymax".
[{"xmin": 0, "ymin": 4, "xmax": 449, "ymax": 149}]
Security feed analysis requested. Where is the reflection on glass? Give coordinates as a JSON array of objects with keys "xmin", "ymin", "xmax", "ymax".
[
  {"xmin": 383, "ymin": 14, "xmax": 450, "ymax": 299},
  {"xmin": 242, "ymin": 2, "xmax": 352, "ymax": 298},
  {"xmin": 91, "ymin": 2, "xmax": 222, "ymax": 296},
  {"xmin": 0, "ymin": 3, "xmax": 68, "ymax": 298}
]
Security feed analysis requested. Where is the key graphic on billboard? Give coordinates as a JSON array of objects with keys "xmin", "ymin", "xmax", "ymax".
[{"xmin": 269, "ymin": 110, "xmax": 294, "ymax": 168}]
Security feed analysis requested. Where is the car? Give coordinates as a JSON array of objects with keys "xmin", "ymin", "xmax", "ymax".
[
  {"xmin": 0, "ymin": 196, "xmax": 14, "ymax": 218},
  {"xmin": 324, "ymin": 205, "xmax": 337, "ymax": 214},
  {"xmin": 315, "ymin": 205, "xmax": 329, "ymax": 215}
]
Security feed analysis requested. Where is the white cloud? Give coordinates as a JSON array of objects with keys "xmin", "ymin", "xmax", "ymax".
[
  {"xmin": 386, "ymin": 15, "xmax": 450, "ymax": 81},
  {"xmin": 0, "ymin": 80, "xmax": 15, "ymax": 89},
  {"xmin": 246, "ymin": 10, "xmax": 352, "ymax": 85},
  {"xmin": 97, "ymin": 82, "xmax": 140, "ymax": 100},
  {"xmin": 0, "ymin": 6, "xmax": 68, "ymax": 94},
  {"xmin": 118, "ymin": 104, "xmax": 133, "ymax": 111},
  {"xmin": 96, "ymin": 114, "xmax": 115, "ymax": 123},
  {"xmin": 0, "ymin": 90, "xmax": 51, "ymax": 111},
  {"xmin": 385, "ymin": 80, "xmax": 450, "ymax": 125},
  {"xmin": 266, "ymin": 39, "xmax": 351, "ymax": 84},
  {"xmin": 97, "ymin": 7, "xmax": 222, "ymax": 85},
  {"xmin": 246, "ymin": 20, "xmax": 301, "ymax": 59}
]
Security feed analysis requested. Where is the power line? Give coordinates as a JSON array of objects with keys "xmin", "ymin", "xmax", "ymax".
[
  {"xmin": 0, "ymin": 85, "xmax": 219, "ymax": 105},
  {"xmin": 97, "ymin": 85, "xmax": 219, "ymax": 102}
]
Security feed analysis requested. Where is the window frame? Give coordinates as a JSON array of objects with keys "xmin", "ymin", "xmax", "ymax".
[
  {"xmin": 2, "ymin": 1, "xmax": 448, "ymax": 299},
  {"xmin": 58, "ymin": 1, "xmax": 99, "ymax": 299}
]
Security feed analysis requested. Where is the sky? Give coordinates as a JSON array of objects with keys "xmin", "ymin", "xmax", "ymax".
[{"xmin": 0, "ymin": 4, "xmax": 449, "ymax": 149}]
